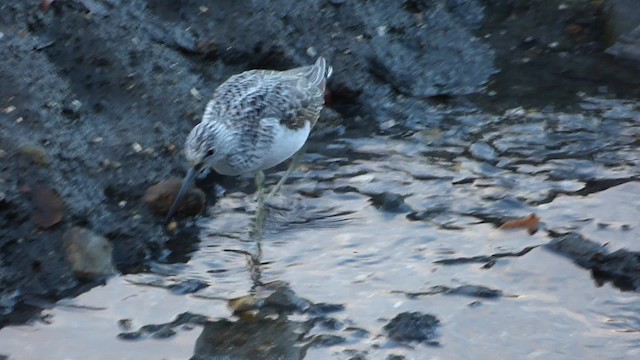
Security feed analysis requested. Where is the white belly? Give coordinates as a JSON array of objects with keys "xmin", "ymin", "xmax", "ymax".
[
  {"xmin": 212, "ymin": 121, "xmax": 310, "ymax": 176},
  {"xmin": 259, "ymin": 121, "xmax": 310, "ymax": 170}
]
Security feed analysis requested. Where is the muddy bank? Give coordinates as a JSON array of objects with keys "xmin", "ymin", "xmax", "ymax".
[{"xmin": 0, "ymin": 0, "xmax": 638, "ymax": 325}]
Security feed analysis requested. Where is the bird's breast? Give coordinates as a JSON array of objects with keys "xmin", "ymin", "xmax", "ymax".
[{"xmin": 259, "ymin": 121, "xmax": 311, "ymax": 170}]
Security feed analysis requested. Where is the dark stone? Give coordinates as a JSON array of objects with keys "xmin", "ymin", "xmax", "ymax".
[
  {"xmin": 383, "ymin": 312, "xmax": 440, "ymax": 343},
  {"xmin": 264, "ymin": 285, "xmax": 313, "ymax": 312},
  {"xmin": 546, "ymin": 232, "xmax": 640, "ymax": 291},
  {"xmin": 434, "ymin": 246, "xmax": 538, "ymax": 265},
  {"xmin": 117, "ymin": 331, "xmax": 144, "ymax": 340},
  {"xmin": 404, "ymin": 285, "xmax": 503, "ymax": 299},
  {"xmin": 606, "ymin": 25, "xmax": 640, "ymax": 63},
  {"xmin": 369, "ymin": 193, "xmax": 412, "ymax": 213},
  {"xmin": 305, "ymin": 302, "xmax": 345, "ymax": 316},
  {"xmin": 169, "ymin": 279, "xmax": 208, "ymax": 295},
  {"xmin": 193, "ymin": 317, "xmax": 313, "ymax": 360},
  {"xmin": 387, "ymin": 355, "xmax": 406, "ymax": 360},
  {"xmin": 446, "ymin": 285, "xmax": 503, "ymax": 299},
  {"xmin": 151, "ymin": 326, "xmax": 177, "ymax": 339},
  {"xmin": 310, "ymin": 334, "xmax": 346, "ymax": 347}
]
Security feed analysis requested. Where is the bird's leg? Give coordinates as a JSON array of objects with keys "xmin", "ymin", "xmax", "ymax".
[
  {"xmin": 251, "ymin": 170, "xmax": 266, "ymax": 240},
  {"xmin": 248, "ymin": 170, "xmax": 266, "ymax": 290},
  {"xmin": 267, "ymin": 145, "xmax": 306, "ymax": 199}
]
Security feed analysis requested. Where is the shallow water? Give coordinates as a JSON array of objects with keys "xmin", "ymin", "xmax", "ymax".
[{"xmin": 1, "ymin": 97, "xmax": 639, "ymax": 359}]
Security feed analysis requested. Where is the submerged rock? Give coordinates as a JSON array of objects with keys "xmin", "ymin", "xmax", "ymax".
[
  {"xmin": 369, "ymin": 192, "xmax": 412, "ymax": 213},
  {"xmin": 383, "ymin": 312, "xmax": 440, "ymax": 343},
  {"xmin": 546, "ymin": 232, "xmax": 640, "ymax": 291},
  {"xmin": 193, "ymin": 315, "xmax": 313, "ymax": 360}
]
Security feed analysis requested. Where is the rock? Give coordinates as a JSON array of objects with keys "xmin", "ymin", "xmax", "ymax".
[
  {"xmin": 142, "ymin": 179, "xmax": 206, "ymax": 217},
  {"xmin": 469, "ymin": 142, "xmax": 497, "ymax": 162},
  {"xmin": 61, "ymin": 99, "xmax": 82, "ymax": 119},
  {"xmin": 263, "ymin": 284, "xmax": 313, "ymax": 312},
  {"xmin": 63, "ymin": 227, "xmax": 116, "ymax": 278},
  {"xmin": 445, "ymin": 285, "xmax": 503, "ymax": 299},
  {"xmin": 383, "ymin": 312, "xmax": 440, "ymax": 343},
  {"xmin": 31, "ymin": 185, "xmax": 64, "ymax": 229},
  {"xmin": 305, "ymin": 302, "xmax": 345, "ymax": 316},
  {"xmin": 194, "ymin": 316, "xmax": 313, "ymax": 360},
  {"xmin": 387, "ymin": 355, "xmax": 406, "ymax": 360},
  {"xmin": 18, "ymin": 146, "xmax": 49, "ymax": 165},
  {"xmin": 404, "ymin": 285, "xmax": 503, "ymax": 299},
  {"xmin": 369, "ymin": 192, "xmax": 411, "ymax": 213},
  {"xmin": 607, "ymin": 25, "xmax": 640, "ymax": 63},
  {"xmin": 169, "ymin": 279, "xmax": 208, "ymax": 295},
  {"xmin": 310, "ymin": 334, "xmax": 346, "ymax": 347},
  {"xmin": 228, "ymin": 294, "xmax": 259, "ymax": 313},
  {"xmin": 603, "ymin": 0, "xmax": 640, "ymax": 44},
  {"xmin": 546, "ymin": 232, "xmax": 640, "ymax": 291},
  {"xmin": 367, "ymin": 2, "xmax": 495, "ymax": 97}
]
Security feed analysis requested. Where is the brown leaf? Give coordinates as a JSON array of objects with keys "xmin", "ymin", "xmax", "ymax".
[
  {"xmin": 498, "ymin": 213, "xmax": 540, "ymax": 235},
  {"xmin": 32, "ymin": 185, "xmax": 64, "ymax": 228}
]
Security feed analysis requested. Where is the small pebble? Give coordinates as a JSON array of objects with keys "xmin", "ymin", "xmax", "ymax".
[
  {"xmin": 132, "ymin": 143, "xmax": 143, "ymax": 153},
  {"xmin": 3, "ymin": 105, "xmax": 16, "ymax": 113},
  {"xmin": 64, "ymin": 227, "xmax": 116, "ymax": 278},
  {"xmin": 91, "ymin": 137, "xmax": 103, "ymax": 143},
  {"xmin": 70, "ymin": 99, "xmax": 82, "ymax": 112},
  {"xmin": 190, "ymin": 87, "xmax": 202, "ymax": 100},
  {"xmin": 19, "ymin": 146, "xmax": 49, "ymax": 165},
  {"xmin": 118, "ymin": 319, "xmax": 133, "ymax": 331}
]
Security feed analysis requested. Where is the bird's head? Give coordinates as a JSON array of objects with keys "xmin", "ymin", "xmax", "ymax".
[
  {"xmin": 165, "ymin": 122, "xmax": 220, "ymax": 222},
  {"xmin": 185, "ymin": 122, "xmax": 221, "ymax": 171}
]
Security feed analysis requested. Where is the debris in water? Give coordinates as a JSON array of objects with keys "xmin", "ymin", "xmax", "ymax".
[{"xmin": 499, "ymin": 213, "xmax": 540, "ymax": 234}]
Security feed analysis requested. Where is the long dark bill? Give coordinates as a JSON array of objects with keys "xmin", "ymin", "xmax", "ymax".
[{"xmin": 164, "ymin": 167, "xmax": 198, "ymax": 223}]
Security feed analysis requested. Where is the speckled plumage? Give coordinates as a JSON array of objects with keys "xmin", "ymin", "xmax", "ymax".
[
  {"xmin": 185, "ymin": 57, "xmax": 331, "ymax": 176},
  {"xmin": 165, "ymin": 57, "xmax": 332, "ymax": 221}
]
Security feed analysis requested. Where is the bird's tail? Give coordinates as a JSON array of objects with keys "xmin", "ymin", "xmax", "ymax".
[
  {"xmin": 307, "ymin": 57, "xmax": 333, "ymax": 89},
  {"xmin": 285, "ymin": 57, "xmax": 332, "ymax": 90}
]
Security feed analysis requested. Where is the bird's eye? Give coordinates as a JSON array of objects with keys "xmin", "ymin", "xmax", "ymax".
[{"xmin": 206, "ymin": 149, "xmax": 215, "ymax": 157}]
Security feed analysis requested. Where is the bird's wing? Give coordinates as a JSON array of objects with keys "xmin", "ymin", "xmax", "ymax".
[{"xmin": 203, "ymin": 60, "xmax": 328, "ymax": 130}]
